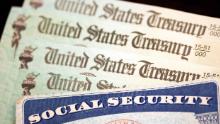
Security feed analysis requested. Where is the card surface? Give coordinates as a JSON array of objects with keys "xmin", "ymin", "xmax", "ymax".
[{"xmin": 17, "ymin": 81, "xmax": 220, "ymax": 124}]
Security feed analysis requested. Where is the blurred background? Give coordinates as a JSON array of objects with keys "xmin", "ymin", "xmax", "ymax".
[{"xmin": 0, "ymin": 0, "xmax": 220, "ymax": 36}]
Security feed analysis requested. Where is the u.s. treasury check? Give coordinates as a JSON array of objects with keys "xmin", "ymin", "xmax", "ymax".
[
  {"xmin": 21, "ymin": 0, "xmax": 220, "ymax": 66},
  {"xmin": 1, "ymin": 7, "xmax": 220, "ymax": 67},
  {"xmin": 2, "ymin": 30, "xmax": 220, "ymax": 124}
]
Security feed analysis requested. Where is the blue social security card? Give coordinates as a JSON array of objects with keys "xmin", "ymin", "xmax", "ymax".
[{"xmin": 17, "ymin": 81, "xmax": 220, "ymax": 124}]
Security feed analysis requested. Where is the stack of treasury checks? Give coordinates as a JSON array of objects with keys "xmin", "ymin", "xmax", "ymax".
[{"xmin": 0, "ymin": 0, "xmax": 220, "ymax": 123}]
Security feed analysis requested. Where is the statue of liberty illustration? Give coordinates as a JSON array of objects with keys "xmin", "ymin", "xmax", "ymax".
[
  {"xmin": 30, "ymin": 0, "xmax": 43, "ymax": 9},
  {"xmin": 19, "ymin": 46, "xmax": 37, "ymax": 69},
  {"xmin": 12, "ymin": 15, "xmax": 30, "ymax": 58},
  {"xmin": 22, "ymin": 73, "xmax": 40, "ymax": 96}
]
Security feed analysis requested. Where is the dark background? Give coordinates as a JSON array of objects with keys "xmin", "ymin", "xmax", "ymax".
[{"xmin": 0, "ymin": 0, "xmax": 220, "ymax": 37}]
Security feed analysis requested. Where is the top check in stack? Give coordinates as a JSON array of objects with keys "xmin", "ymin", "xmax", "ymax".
[{"xmin": 0, "ymin": 0, "xmax": 220, "ymax": 124}]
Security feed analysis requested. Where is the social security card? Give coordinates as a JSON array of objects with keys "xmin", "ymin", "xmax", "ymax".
[{"xmin": 17, "ymin": 81, "xmax": 220, "ymax": 124}]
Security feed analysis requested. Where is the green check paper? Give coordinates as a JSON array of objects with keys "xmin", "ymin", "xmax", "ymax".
[
  {"xmin": 1, "ymin": 7, "xmax": 220, "ymax": 124},
  {"xmin": 1, "ymin": 5, "xmax": 220, "ymax": 66},
  {"xmin": 21, "ymin": 0, "xmax": 220, "ymax": 66}
]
